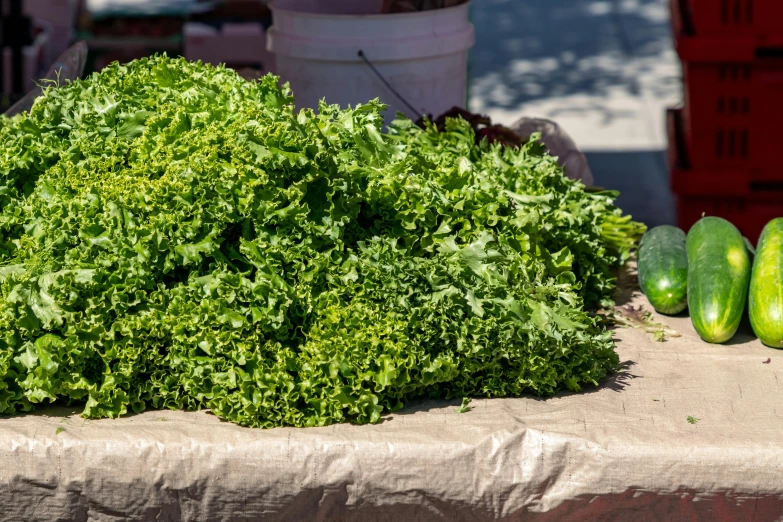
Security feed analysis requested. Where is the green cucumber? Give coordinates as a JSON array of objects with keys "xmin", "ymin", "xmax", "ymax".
[
  {"xmin": 749, "ymin": 219, "xmax": 783, "ymax": 348},
  {"xmin": 638, "ymin": 225, "xmax": 688, "ymax": 315},
  {"xmin": 687, "ymin": 217, "xmax": 751, "ymax": 344}
]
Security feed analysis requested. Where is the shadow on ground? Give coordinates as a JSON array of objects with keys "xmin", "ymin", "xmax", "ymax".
[
  {"xmin": 469, "ymin": 0, "xmax": 676, "ymax": 118},
  {"xmin": 470, "ymin": 0, "xmax": 679, "ymax": 227},
  {"xmin": 586, "ymin": 150, "xmax": 675, "ymax": 227},
  {"xmin": 386, "ymin": 360, "xmax": 640, "ymax": 421}
]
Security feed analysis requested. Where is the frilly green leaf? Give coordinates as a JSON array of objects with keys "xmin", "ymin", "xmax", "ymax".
[{"xmin": 0, "ymin": 55, "xmax": 642, "ymax": 427}]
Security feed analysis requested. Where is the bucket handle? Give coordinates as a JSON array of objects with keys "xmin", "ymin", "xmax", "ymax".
[{"xmin": 358, "ymin": 50, "xmax": 423, "ymax": 119}]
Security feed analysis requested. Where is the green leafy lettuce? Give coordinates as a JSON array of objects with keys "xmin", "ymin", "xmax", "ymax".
[{"xmin": 0, "ymin": 55, "xmax": 644, "ymax": 427}]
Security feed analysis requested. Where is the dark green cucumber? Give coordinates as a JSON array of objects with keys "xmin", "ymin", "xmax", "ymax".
[
  {"xmin": 638, "ymin": 225, "xmax": 688, "ymax": 315},
  {"xmin": 749, "ymin": 219, "xmax": 783, "ymax": 348},
  {"xmin": 687, "ymin": 217, "xmax": 751, "ymax": 344}
]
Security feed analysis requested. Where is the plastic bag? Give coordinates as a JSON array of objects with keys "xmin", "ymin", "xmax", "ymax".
[
  {"xmin": 510, "ymin": 117, "xmax": 594, "ymax": 187},
  {"xmin": 4, "ymin": 41, "xmax": 88, "ymax": 117}
]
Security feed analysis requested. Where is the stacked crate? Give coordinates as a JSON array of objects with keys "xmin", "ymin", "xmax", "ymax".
[{"xmin": 669, "ymin": 0, "xmax": 783, "ymax": 242}]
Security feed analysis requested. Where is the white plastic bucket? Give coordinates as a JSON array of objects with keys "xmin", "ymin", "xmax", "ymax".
[{"xmin": 267, "ymin": 1, "xmax": 475, "ymax": 126}]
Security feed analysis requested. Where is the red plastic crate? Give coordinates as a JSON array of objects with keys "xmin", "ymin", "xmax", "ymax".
[
  {"xmin": 681, "ymin": 60, "xmax": 783, "ymax": 171},
  {"xmin": 669, "ymin": 108, "xmax": 783, "ymax": 242},
  {"xmin": 672, "ymin": 0, "xmax": 783, "ymax": 37},
  {"xmin": 673, "ymin": 0, "xmax": 783, "ymax": 171},
  {"xmin": 666, "ymin": 108, "xmax": 783, "ymax": 195}
]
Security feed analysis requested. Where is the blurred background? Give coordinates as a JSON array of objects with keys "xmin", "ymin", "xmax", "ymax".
[{"xmin": 1, "ymin": 0, "xmax": 777, "ymax": 240}]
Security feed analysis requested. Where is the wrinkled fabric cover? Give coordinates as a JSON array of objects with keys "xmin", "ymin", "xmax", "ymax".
[{"xmin": 0, "ymin": 279, "xmax": 781, "ymax": 521}]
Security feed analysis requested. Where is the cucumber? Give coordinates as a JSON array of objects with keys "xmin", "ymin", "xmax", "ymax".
[
  {"xmin": 687, "ymin": 217, "xmax": 751, "ymax": 344},
  {"xmin": 638, "ymin": 225, "xmax": 688, "ymax": 314},
  {"xmin": 749, "ymin": 219, "xmax": 783, "ymax": 348}
]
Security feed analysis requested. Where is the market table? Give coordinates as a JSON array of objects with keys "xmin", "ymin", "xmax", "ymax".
[{"xmin": 2, "ymin": 278, "xmax": 782, "ymax": 522}]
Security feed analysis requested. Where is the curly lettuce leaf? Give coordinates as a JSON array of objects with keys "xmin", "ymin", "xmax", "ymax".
[{"xmin": 0, "ymin": 55, "xmax": 641, "ymax": 427}]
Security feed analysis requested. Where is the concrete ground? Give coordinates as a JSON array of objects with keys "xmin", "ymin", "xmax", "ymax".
[{"xmin": 468, "ymin": 0, "xmax": 681, "ymax": 227}]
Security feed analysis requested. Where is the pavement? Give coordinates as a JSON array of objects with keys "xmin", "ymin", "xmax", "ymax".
[{"xmin": 468, "ymin": 0, "xmax": 682, "ymax": 227}]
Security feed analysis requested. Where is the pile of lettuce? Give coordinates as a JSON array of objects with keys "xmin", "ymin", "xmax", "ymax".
[{"xmin": 0, "ymin": 56, "xmax": 644, "ymax": 427}]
